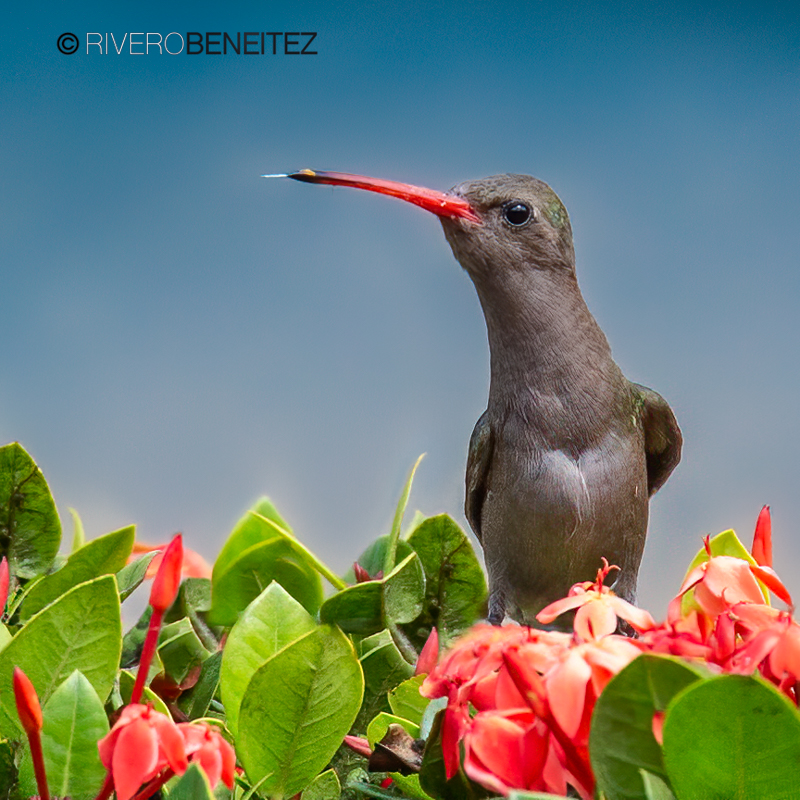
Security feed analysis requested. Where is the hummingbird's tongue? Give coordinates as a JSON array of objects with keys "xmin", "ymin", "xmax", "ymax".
[{"xmin": 279, "ymin": 169, "xmax": 482, "ymax": 224}]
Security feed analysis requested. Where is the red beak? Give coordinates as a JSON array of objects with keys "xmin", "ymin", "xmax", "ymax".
[{"xmin": 285, "ymin": 169, "xmax": 481, "ymax": 224}]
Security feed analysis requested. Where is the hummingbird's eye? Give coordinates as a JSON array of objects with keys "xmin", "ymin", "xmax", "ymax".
[{"xmin": 502, "ymin": 201, "xmax": 532, "ymax": 227}]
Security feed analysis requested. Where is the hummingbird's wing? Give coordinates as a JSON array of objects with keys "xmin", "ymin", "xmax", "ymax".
[
  {"xmin": 465, "ymin": 411, "xmax": 494, "ymax": 543},
  {"xmin": 631, "ymin": 383, "xmax": 683, "ymax": 496}
]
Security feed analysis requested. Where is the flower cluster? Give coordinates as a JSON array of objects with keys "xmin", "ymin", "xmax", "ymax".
[
  {"xmin": 98, "ymin": 704, "xmax": 235, "ymax": 800},
  {"xmin": 421, "ymin": 506, "xmax": 796, "ymax": 798}
]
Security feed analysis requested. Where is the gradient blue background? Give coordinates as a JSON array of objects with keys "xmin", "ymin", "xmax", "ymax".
[{"xmin": 2, "ymin": 1, "xmax": 798, "ymax": 613}]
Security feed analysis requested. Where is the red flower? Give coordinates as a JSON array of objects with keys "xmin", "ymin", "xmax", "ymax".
[
  {"xmin": 729, "ymin": 604, "xmax": 800, "ymax": 691},
  {"xmin": 150, "ymin": 535, "xmax": 184, "ymax": 613},
  {"xmin": 132, "ymin": 538, "xmax": 212, "ymax": 581},
  {"xmin": 97, "ymin": 705, "xmax": 188, "ymax": 800},
  {"xmin": 415, "ymin": 627, "xmax": 439, "ymax": 676},
  {"xmin": 14, "ymin": 668, "xmax": 49, "ymax": 800},
  {"xmin": 462, "ymin": 708, "xmax": 549, "ymax": 796},
  {"xmin": 537, "ymin": 559, "xmax": 655, "ymax": 640},
  {"xmin": 678, "ymin": 554, "xmax": 791, "ymax": 619},
  {"xmin": 178, "ymin": 722, "xmax": 236, "ymax": 790},
  {"xmin": 13, "ymin": 667, "xmax": 42, "ymax": 737}
]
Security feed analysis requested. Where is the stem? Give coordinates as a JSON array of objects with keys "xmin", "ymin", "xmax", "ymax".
[
  {"xmin": 131, "ymin": 607, "xmax": 165, "ymax": 704},
  {"xmin": 130, "ymin": 767, "xmax": 174, "ymax": 800},
  {"xmin": 93, "ymin": 772, "xmax": 114, "ymax": 800},
  {"xmin": 28, "ymin": 728, "xmax": 50, "ymax": 800}
]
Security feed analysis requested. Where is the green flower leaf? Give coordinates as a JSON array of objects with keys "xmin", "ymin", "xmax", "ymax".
[
  {"xmin": 407, "ymin": 514, "xmax": 487, "ymax": 646},
  {"xmin": 0, "ymin": 442, "xmax": 61, "ymax": 579},
  {"xmin": 220, "ymin": 582, "xmax": 317, "ymax": 737},
  {"xmin": 158, "ymin": 617, "xmax": 210, "ymax": 685},
  {"xmin": 663, "ymin": 674, "xmax": 800, "ymax": 799},
  {"xmin": 0, "ymin": 574, "xmax": 121, "ymax": 737},
  {"xmin": 214, "ymin": 497, "xmax": 292, "ymax": 579},
  {"xmin": 116, "ymin": 550, "xmax": 159, "ymax": 602},
  {"xmin": 590, "ymin": 654, "xmax": 705, "ymax": 800},
  {"xmin": 169, "ymin": 762, "xmax": 215, "ymax": 800},
  {"xmin": 18, "ymin": 670, "xmax": 109, "ymax": 800},
  {"xmin": 319, "ymin": 552, "xmax": 424, "ymax": 636},
  {"xmin": 21, "ymin": 525, "xmax": 134, "ymax": 620},
  {"xmin": 301, "ymin": 768, "xmax": 341, "ymax": 800},
  {"xmin": 388, "ymin": 675, "xmax": 429, "ymax": 725},
  {"xmin": 319, "ymin": 581, "xmax": 384, "ymax": 636},
  {"xmin": 118, "ymin": 669, "xmax": 170, "ymax": 717},
  {"xmin": 178, "ymin": 650, "xmax": 222, "ymax": 720},
  {"xmin": 210, "ymin": 516, "xmax": 323, "ymax": 625},
  {"xmin": 237, "ymin": 625, "xmax": 364, "ymax": 799}
]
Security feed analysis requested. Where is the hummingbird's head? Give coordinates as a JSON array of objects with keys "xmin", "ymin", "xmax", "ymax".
[
  {"xmin": 275, "ymin": 169, "xmax": 574, "ymax": 282},
  {"xmin": 441, "ymin": 174, "xmax": 575, "ymax": 282}
]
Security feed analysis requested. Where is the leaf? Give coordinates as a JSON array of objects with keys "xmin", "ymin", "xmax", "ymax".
[
  {"xmin": 390, "ymin": 773, "xmax": 435, "ymax": 800},
  {"xmin": 121, "ymin": 606, "xmax": 152, "ymax": 668},
  {"xmin": 360, "ymin": 630, "xmax": 416, "ymax": 698},
  {"xmin": 118, "ymin": 670, "xmax": 171, "ymax": 717},
  {"xmin": 21, "ymin": 525, "xmax": 135, "ymax": 620},
  {"xmin": 237, "ymin": 625, "xmax": 364, "ymax": 799},
  {"xmin": 301, "ymin": 769, "xmax": 341, "ymax": 800},
  {"xmin": 590, "ymin": 654, "xmax": 705, "ymax": 800},
  {"xmin": 68, "ymin": 508, "xmax": 85, "ymax": 552},
  {"xmin": 407, "ymin": 514, "xmax": 487, "ymax": 646},
  {"xmin": 662, "ymin": 674, "xmax": 800, "ymax": 799},
  {"xmin": 352, "ymin": 535, "xmax": 415, "ymax": 581},
  {"xmin": 318, "ymin": 581, "xmax": 384, "ymax": 636},
  {"xmin": 213, "ymin": 497, "xmax": 293, "ymax": 581},
  {"xmin": 220, "ymin": 582, "xmax": 317, "ymax": 737},
  {"xmin": 18, "ymin": 670, "xmax": 109, "ymax": 800},
  {"xmin": 384, "ymin": 454, "xmax": 425, "ymax": 575},
  {"xmin": 178, "ymin": 650, "xmax": 222, "ymax": 720},
  {"xmin": 319, "ymin": 552, "xmax": 424, "ymax": 635},
  {"xmin": 169, "ymin": 762, "xmax": 215, "ymax": 799},
  {"xmin": 384, "ymin": 552, "xmax": 426, "ymax": 625},
  {"xmin": 158, "ymin": 617, "xmax": 211, "ymax": 684},
  {"xmin": 210, "ymin": 531, "xmax": 323, "ymax": 625},
  {"xmin": 0, "ymin": 741, "xmax": 16, "ymax": 800},
  {"xmin": 0, "ymin": 442, "xmax": 61, "ymax": 579},
  {"xmin": 0, "ymin": 574, "xmax": 121, "ymax": 737},
  {"xmin": 640, "ymin": 771, "xmax": 676, "ymax": 800},
  {"xmin": 354, "ymin": 629, "xmax": 416, "ymax": 737},
  {"xmin": 116, "ymin": 550, "xmax": 159, "ymax": 602},
  {"xmin": 388, "ymin": 675, "xmax": 429, "ymax": 725}
]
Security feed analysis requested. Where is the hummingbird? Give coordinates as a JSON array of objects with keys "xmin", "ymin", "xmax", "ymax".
[{"xmin": 270, "ymin": 169, "xmax": 682, "ymax": 624}]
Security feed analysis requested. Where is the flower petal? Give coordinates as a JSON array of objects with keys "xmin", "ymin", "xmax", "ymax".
[
  {"xmin": 751, "ymin": 505, "xmax": 772, "ymax": 567},
  {"xmin": 536, "ymin": 594, "xmax": 588, "ymax": 624},
  {"xmin": 750, "ymin": 565, "xmax": 793, "ymax": 607},
  {"xmin": 574, "ymin": 600, "xmax": 617, "ymax": 641},
  {"xmin": 151, "ymin": 710, "xmax": 188, "ymax": 774},
  {"xmin": 218, "ymin": 734, "xmax": 236, "ymax": 789},
  {"xmin": 113, "ymin": 717, "xmax": 159, "ymax": 800},
  {"xmin": 546, "ymin": 650, "xmax": 592, "ymax": 738},
  {"xmin": 607, "ymin": 596, "xmax": 656, "ymax": 632}
]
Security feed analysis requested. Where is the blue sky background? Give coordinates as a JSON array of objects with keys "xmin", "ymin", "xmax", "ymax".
[{"xmin": 2, "ymin": 1, "xmax": 798, "ymax": 613}]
